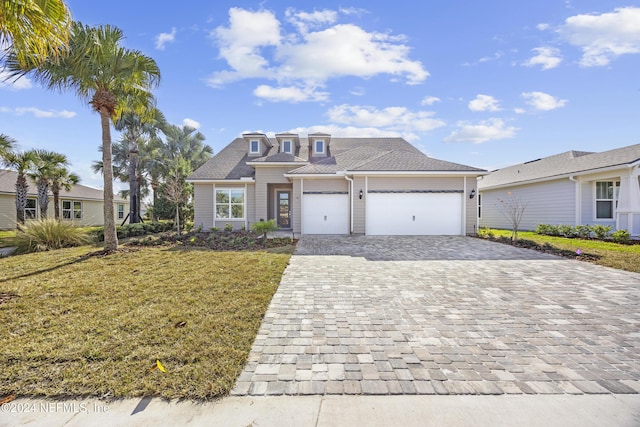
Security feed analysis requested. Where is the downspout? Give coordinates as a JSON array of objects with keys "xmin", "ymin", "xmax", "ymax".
[
  {"xmin": 344, "ymin": 174, "xmax": 354, "ymax": 234},
  {"xmin": 462, "ymin": 176, "xmax": 467, "ymax": 236},
  {"xmin": 569, "ymin": 176, "xmax": 580, "ymax": 226}
]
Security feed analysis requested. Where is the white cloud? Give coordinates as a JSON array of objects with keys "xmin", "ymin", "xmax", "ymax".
[
  {"xmin": 521, "ymin": 91, "xmax": 567, "ymax": 111},
  {"xmin": 1, "ymin": 106, "xmax": 76, "ymax": 118},
  {"xmin": 561, "ymin": 6, "xmax": 640, "ymax": 66},
  {"xmin": 420, "ymin": 96, "xmax": 440, "ymax": 106},
  {"xmin": 514, "ymin": 108, "xmax": 526, "ymax": 114},
  {"xmin": 327, "ymin": 104, "xmax": 445, "ymax": 134},
  {"xmin": 0, "ymin": 71, "xmax": 32, "ymax": 90},
  {"xmin": 468, "ymin": 94, "xmax": 501, "ymax": 112},
  {"xmin": 208, "ymin": 8, "xmax": 428, "ymax": 96},
  {"xmin": 155, "ymin": 27, "xmax": 177, "ymax": 51},
  {"xmin": 350, "ymin": 86, "xmax": 366, "ymax": 96},
  {"xmin": 287, "ymin": 124, "xmax": 400, "ymax": 139},
  {"xmin": 444, "ymin": 118, "xmax": 517, "ymax": 144},
  {"xmin": 523, "ymin": 47, "xmax": 563, "ymax": 70},
  {"xmin": 537, "ymin": 23, "xmax": 551, "ymax": 31},
  {"xmin": 254, "ymin": 84, "xmax": 329, "ymax": 102},
  {"xmin": 182, "ymin": 118, "xmax": 200, "ymax": 129}
]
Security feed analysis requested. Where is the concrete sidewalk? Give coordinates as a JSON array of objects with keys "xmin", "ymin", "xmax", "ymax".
[{"xmin": 2, "ymin": 395, "xmax": 639, "ymax": 426}]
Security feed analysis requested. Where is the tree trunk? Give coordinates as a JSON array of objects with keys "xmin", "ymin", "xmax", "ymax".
[
  {"xmin": 37, "ymin": 181, "xmax": 49, "ymax": 219},
  {"xmin": 15, "ymin": 174, "xmax": 27, "ymax": 225},
  {"xmin": 101, "ymin": 110, "xmax": 118, "ymax": 251},
  {"xmin": 175, "ymin": 203, "xmax": 180, "ymax": 236},
  {"xmin": 151, "ymin": 182, "xmax": 158, "ymax": 221},
  {"xmin": 52, "ymin": 183, "xmax": 61, "ymax": 220},
  {"xmin": 128, "ymin": 146, "xmax": 138, "ymax": 223},
  {"xmin": 136, "ymin": 174, "xmax": 143, "ymax": 221}
]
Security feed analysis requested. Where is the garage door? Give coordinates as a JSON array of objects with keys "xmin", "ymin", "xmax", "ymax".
[
  {"xmin": 367, "ymin": 192, "xmax": 463, "ymax": 235},
  {"xmin": 302, "ymin": 193, "xmax": 349, "ymax": 234}
]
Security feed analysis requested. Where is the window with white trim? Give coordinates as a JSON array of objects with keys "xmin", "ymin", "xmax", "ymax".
[
  {"xmin": 595, "ymin": 181, "xmax": 619, "ymax": 219},
  {"xmin": 478, "ymin": 193, "xmax": 482, "ymax": 218},
  {"xmin": 282, "ymin": 140, "xmax": 292, "ymax": 153},
  {"xmin": 314, "ymin": 140, "xmax": 325, "ymax": 154},
  {"xmin": 62, "ymin": 200, "xmax": 82, "ymax": 219},
  {"xmin": 216, "ymin": 189, "xmax": 245, "ymax": 219},
  {"xmin": 25, "ymin": 198, "xmax": 37, "ymax": 220},
  {"xmin": 249, "ymin": 140, "xmax": 260, "ymax": 154},
  {"xmin": 117, "ymin": 204, "xmax": 125, "ymax": 219}
]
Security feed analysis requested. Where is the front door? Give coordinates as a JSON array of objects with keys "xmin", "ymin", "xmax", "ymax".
[{"xmin": 277, "ymin": 191, "xmax": 291, "ymax": 228}]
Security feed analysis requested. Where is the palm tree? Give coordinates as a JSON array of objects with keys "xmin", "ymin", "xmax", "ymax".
[
  {"xmin": 50, "ymin": 167, "xmax": 80, "ymax": 220},
  {"xmin": 0, "ymin": 134, "xmax": 16, "ymax": 157},
  {"xmin": 1, "ymin": 148, "xmax": 37, "ymax": 226},
  {"xmin": 0, "ymin": 0, "xmax": 71, "ymax": 68},
  {"xmin": 161, "ymin": 124, "xmax": 212, "ymax": 171},
  {"xmin": 12, "ymin": 22, "xmax": 161, "ymax": 251},
  {"xmin": 29, "ymin": 150, "xmax": 68, "ymax": 218}
]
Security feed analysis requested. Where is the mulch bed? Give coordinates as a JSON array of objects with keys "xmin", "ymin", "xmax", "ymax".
[
  {"xmin": 478, "ymin": 236, "xmax": 601, "ymax": 262},
  {"xmin": 125, "ymin": 230, "xmax": 297, "ymax": 251}
]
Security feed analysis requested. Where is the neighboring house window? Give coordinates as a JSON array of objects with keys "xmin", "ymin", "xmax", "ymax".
[
  {"xmin": 314, "ymin": 140, "xmax": 325, "ymax": 154},
  {"xmin": 25, "ymin": 198, "xmax": 37, "ymax": 220},
  {"xmin": 478, "ymin": 193, "xmax": 482, "ymax": 218},
  {"xmin": 117, "ymin": 204, "xmax": 125, "ymax": 219},
  {"xmin": 595, "ymin": 181, "xmax": 619, "ymax": 219},
  {"xmin": 250, "ymin": 140, "xmax": 260, "ymax": 154},
  {"xmin": 62, "ymin": 200, "xmax": 82, "ymax": 219},
  {"xmin": 282, "ymin": 140, "xmax": 292, "ymax": 153},
  {"xmin": 216, "ymin": 189, "xmax": 245, "ymax": 219}
]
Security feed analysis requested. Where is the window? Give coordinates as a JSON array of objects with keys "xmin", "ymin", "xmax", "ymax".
[
  {"xmin": 117, "ymin": 204, "xmax": 125, "ymax": 219},
  {"xmin": 478, "ymin": 193, "xmax": 482, "ymax": 218},
  {"xmin": 314, "ymin": 140, "xmax": 325, "ymax": 154},
  {"xmin": 250, "ymin": 140, "xmax": 260, "ymax": 154},
  {"xmin": 62, "ymin": 200, "xmax": 82, "ymax": 219},
  {"xmin": 216, "ymin": 189, "xmax": 245, "ymax": 219},
  {"xmin": 25, "ymin": 198, "xmax": 37, "ymax": 220},
  {"xmin": 282, "ymin": 140, "xmax": 292, "ymax": 153},
  {"xmin": 595, "ymin": 181, "xmax": 619, "ymax": 219}
]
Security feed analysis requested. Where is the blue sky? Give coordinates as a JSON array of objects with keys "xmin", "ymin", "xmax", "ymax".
[{"xmin": 1, "ymin": 1, "xmax": 639, "ymax": 190}]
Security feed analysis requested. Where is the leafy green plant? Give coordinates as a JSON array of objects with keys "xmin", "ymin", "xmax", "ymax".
[
  {"xmin": 575, "ymin": 225, "xmax": 592, "ymax": 239},
  {"xmin": 250, "ymin": 219, "xmax": 279, "ymax": 239},
  {"xmin": 13, "ymin": 219, "xmax": 91, "ymax": 253},
  {"xmin": 224, "ymin": 223, "xmax": 233, "ymax": 232},
  {"xmin": 558, "ymin": 225, "xmax": 577, "ymax": 238},
  {"xmin": 477, "ymin": 226, "xmax": 494, "ymax": 238},
  {"xmin": 592, "ymin": 224, "xmax": 613, "ymax": 240},
  {"xmin": 611, "ymin": 229, "xmax": 630, "ymax": 244}
]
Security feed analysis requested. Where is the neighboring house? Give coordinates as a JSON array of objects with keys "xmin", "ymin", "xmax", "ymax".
[
  {"xmin": 477, "ymin": 144, "xmax": 640, "ymax": 236},
  {"xmin": 187, "ymin": 133, "xmax": 486, "ymax": 236},
  {"xmin": 0, "ymin": 169, "xmax": 130, "ymax": 230}
]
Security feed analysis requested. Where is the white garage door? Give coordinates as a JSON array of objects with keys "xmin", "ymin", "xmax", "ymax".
[
  {"xmin": 367, "ymin": 192, "xmax": 463, "ymax": 235},
  {"xmin": 302, "ymin": 193, "xmax": 349, "ymax": 234}
]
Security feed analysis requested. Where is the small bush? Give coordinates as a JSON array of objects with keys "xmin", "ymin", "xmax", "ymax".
[
  {"xmin": 592, "ymin": 224, "xmax": 613, "ymax": 240},
  {"xmin": 575, "ymin": 225, "xmax": 592, "ymax": 239},
  {"xmin": 535, "ymin": 224, "xmax": 562, "ymax": 236},
  {"xmin": 224, "ymin": 223, "xmax": 233, "ymax": 232},
  {"xmin": 251, "ymin": 219, "xmax": 279, "ymax": 239},
  {"xmin": 13, "ymin": 219, "xmax": 91, "ymax": 254},
  {"xmin": 611, "ymin": 229, "xmax": 631, "ymax": 244},
  {"xmin": 477, "ymin": 227, "xmax": 494, "ymax": 238},
  {"xmin": 558, "ymin": 225, "xmax": 577, "ymax": 238}
]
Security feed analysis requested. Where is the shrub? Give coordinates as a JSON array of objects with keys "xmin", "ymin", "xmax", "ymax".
[
  {"xmin": 224, "ymin": 223, "xmax": 233, "ymax": 232},
  {"xmin": 575, "ymin": 225, "xmax": 592, "ymax": 239},
  {"xmin": 591, "ymin": 224, "xmax": 613, "ymax": 240},
  {"xmin": 535, "ymin": 224, "xmax": 561, "ymax": 236},
  {"xmin": 13, "ymin": 219, "xmax": 91, "ymax": 254},
  {"xmin": 558, "ymin": 225, "xmax": 577, "ymax": 238},
  {"xmin": 477, "ymin": 227, "xmax": 494, "ymax": 238},
  {"xmin": 250, "ymin": 219, "xmax": 279, "ymax": 239},
  {"xmin": 611, "ymin": 229, "xmax": 631, "ymax": 244}
]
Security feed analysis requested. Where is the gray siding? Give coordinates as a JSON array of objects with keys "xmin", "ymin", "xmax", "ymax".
[
  {"xmin": 254, "ymin": 166, "xmax": 292, "ymax": 222},
  {"xmin": 479, "ymin": 179, "xmax": 575, "ymax": 231},
  {"xmin": 465, "ymin": 176, "xmax": 479, "ymax": 235},
  {"xmin": 193, "ymin": 184, "xmax": 214, "ymax": 230},
  {"xmin": 293, "ymin": 180, "xmax": 302, "ymax": 234},
  {"xmin": 302, "ymin": 179, "xmax": 348, "ymax": 192},
  {"xmin": 368, "ymin": 176, "xmax": 462, "ymax": 191},
  {"xmin": 353, "ymin": 176, "xmax": 366, "ymax": 234}
]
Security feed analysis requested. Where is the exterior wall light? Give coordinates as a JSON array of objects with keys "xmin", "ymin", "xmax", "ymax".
[
  {"xmin": 469, "ymin": 189, "xmax": 476, "ymax": 199},
  {"xmin": 359, "ymin": 189, "xmax": 364, "ymax": 199}
]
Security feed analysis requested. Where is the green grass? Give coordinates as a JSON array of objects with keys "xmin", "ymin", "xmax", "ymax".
[
  {"xmin": 0, "ymin": 230, "xmax": 16, "ymax": 248},
  {"xmin": 488, "ymin": 229, "xmax": 640, "ymax": 273},
  {"xmin": 0, "ymin": 245, "xmax": 291, "ymax": 400}
]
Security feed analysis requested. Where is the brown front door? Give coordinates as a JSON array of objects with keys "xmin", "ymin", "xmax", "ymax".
[{"xmin": 277, "ymin": 191, "xmax": 291, "ymax": 228}]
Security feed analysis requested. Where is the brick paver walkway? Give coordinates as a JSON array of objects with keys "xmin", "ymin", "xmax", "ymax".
[{"xmin": 232, "ymin": 236, "xmax": 640, "ymax": 396}]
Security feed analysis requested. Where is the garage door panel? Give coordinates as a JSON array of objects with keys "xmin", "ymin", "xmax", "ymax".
[
  {"xmin": 303, "ymin": 194, "xmax": 349, "ymax": 234},
  {"xmin": 367, "ymin": 193, "xmax": 462, "ymax": 235}
]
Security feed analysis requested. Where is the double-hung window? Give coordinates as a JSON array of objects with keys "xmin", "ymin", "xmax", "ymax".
[
  {"xmin": 249, "ymin": 140, "xmax": 260, "ymax": 154},
  {"xmin": 117, "ymin": 204, "xmax": 125, "ymax": 219},
  {"xmin": 314, "ymin": 140, "xmax": 325, "ymax": 154},
  {"xmin": 595, "ymin": 181, "xmax": 619, "ymax": 219},
  {"xmin": 216, "ymin": 189, "xmax": 245, "ymax": 219},
  {"xmin": 62, "ymin": 200, "xmax": 82, "ymax": 219},
  {"xmin": 25, "ymin": 198, "xmax": 37, "ymax": 220},
  {"xmin": 282, "ymin": 140, "xmax": 292, "ymax": 154}
]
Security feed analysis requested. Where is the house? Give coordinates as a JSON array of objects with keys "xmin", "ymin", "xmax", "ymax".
[
  {"xmin": 0, "ymin": 169, "xmax": 130, "ymax": 230},
  {"xmin": 187, "ymin": 133, "xmax": 486, "ymax": 236},
  {"xmin": 477, "ymin": 144, "xmax": 640, "ymax": 236}
]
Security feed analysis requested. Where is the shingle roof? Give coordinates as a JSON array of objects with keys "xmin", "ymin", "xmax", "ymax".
[
  {"xmin": 479, "ymin": 144, "xmax": 640, "ymax": 189},
  {"xmin": 0, "ymin": 169, "xmax": 127, "ymax": 201},
  {"xmin": 189, "ymin": 136, "xmax": 485, "ymax": 180}
]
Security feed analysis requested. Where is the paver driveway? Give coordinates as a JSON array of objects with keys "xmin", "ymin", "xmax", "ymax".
[{"xmin": 232, "ymin": 236, "xmax": 640, "ymax": 396}]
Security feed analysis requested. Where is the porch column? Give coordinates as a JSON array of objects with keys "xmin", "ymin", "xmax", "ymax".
[{"xmin": 616, "ymin": 166, "xmax": 640, "ymax": 236}]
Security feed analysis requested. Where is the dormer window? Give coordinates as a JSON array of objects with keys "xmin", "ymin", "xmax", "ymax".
[
  {"xmin": 250, "ymin": 140, "xmax": 260, "ymax": 154},
  {"xmin": 314, "ymin": 140, "xmax": 325, "ymax": 154},
  {"xmin": 282, "ymin": 140, "xmax": 292, "ymax": 154}
]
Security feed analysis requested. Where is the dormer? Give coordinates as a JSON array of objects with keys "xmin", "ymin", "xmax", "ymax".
[
  {"xmin": 242, "ymin": 132, "xmax": 272, "ymax": 157},
  {"xmin": 275, "ymin": 133, "xmax": 300, "ymax": 155},
  {"xmin": 309, "ymin": 133, "xmax": 331, "ymax": 158}
]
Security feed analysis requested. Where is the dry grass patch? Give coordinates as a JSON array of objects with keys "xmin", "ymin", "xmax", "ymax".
[{"xmin": 0, "ymin": 246, "xmax": 290, "ymax": 400}]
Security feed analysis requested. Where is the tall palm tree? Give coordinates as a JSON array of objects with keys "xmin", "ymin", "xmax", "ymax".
[
  {"xmin": 161, "ymin": 124, "xmax": 212, "ymax": 171},
  {"xmin": 0, "ymin": 0, "xmax": 71, "ymax": 68},
  {"xmin": 1, "ymin": 149, "xmax": 37, "ymax": 226},
  {"xmin": 29, "ymin": 149, "xmax": 68, "ymax": 218},
  {"xmin": 12, "ymin": 22, "xmax": 161, "ymax": 251},
  {"xmin": 0, "ymin": 134, "xmax": 16, "ymax": 157},
  {"xmin": 50, "ymin": 166, "xmax": 80, "ymax": 220}
]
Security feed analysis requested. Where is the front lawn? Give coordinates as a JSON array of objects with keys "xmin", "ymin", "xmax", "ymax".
[
  {"xmin": 0, "ymin": 245, "xmax": 292, "ymax": 400},
  {"xmin": 0, "ymin": 230, "xmax": 16, "ymax": 248},
  {"xmin": 485, "ymin": 229, "xmax": 640, "ymax": 273}
]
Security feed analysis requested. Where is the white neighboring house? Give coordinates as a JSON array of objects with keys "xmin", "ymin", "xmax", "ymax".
[
  {"xmin": 478, "ymin": 144, "xmax": 640, "ymax": 236},
  {"xmin": 0, "ymin": 169, "xmax": 130, "ymax": 230}
]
